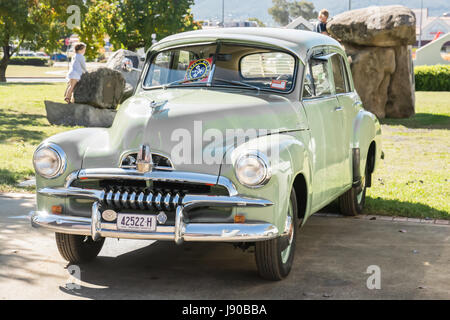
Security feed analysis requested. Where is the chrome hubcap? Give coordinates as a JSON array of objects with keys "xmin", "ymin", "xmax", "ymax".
[
  {"xmin": 281, "ymin": 201, "xmax": 294, "ymax": 264},
  {"xmin": 357, "ymin": 175, "xmax": 366, "ymax": 204}
]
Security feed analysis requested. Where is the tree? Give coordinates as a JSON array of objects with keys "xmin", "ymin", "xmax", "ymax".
[
  {"xmin": 76, "ymin": 0, "xmax": 201, "ymax": 56},
  {"xmin": 248, "ymin": 18, "xmax": 267, "ymax": 27},
  {"xmin": 0, "ymin": 0, "xmax": 80, "ymax": 82},
  {"xmin": 268, "ymin": 0, "xmax": 318, "ymax": 26}
]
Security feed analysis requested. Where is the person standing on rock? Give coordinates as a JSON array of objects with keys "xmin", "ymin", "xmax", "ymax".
[
  {"xmin": 314, "ymin": 9, "xmax": 329, "ymax": 35},
  {"xmin": 64, "ymin": 43, "xmax": 88, "ymax": 103}
]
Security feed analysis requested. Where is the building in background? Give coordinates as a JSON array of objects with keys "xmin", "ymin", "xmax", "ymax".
[
  {"xmin": 200, "ymin": 20, "xmax": 258, "ymax": 29},
  {"xmin": 413, "ymin": 8, "xmax": 450, "ymax": 46},
  {"xmin": 285, "ymin": 16, "xmax": 314, "ymax": 31}
]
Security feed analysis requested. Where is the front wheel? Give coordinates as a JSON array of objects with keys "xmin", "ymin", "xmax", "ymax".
[
  {"xmin": 55, "ymin": 233, "xmax": 105, "ymax": 263},
  {"xmin": 255, "ymin": 189, "xmax": 299, "ymax": 281}
]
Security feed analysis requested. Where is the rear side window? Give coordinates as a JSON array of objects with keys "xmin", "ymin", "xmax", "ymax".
[{"xmin": 331, "ymin": 54, "xmax": 347, "ymax": 94}]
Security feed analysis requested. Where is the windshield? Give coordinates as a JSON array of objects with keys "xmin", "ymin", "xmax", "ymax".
[{"xmin": 143, "ymin": 43, "xmax": 296, "ymax": 93}]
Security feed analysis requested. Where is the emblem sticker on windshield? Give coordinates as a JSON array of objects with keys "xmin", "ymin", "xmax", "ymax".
[
  {"xmin": 185, "ymin": 58, "xmax": 213, "ymax": 82},
  {"xmin": 270, "ymin": 79, "xmax": 287, "ymax": 90}
]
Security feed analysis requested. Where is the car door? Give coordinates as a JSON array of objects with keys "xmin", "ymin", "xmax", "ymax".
[
  {"xmin": 301, "ymin": 53, "xmax": 346, "ymax": 211},
  {"xmin": 330, "ymin": 52, "xmax": 358, "ymax": 189}
]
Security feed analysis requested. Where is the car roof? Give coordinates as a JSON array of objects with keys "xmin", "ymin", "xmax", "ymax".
[{"xmin": 151, "ymin": 27, "xmax": 343, "ymax": 63}]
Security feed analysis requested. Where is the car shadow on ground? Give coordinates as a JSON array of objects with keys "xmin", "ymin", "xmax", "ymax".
[
  {"xmin": 56, "ymin": 214, "xmax": 449, "ymax": 300},
  {"xmin": 58, "ymin": 240, "xmax": 270, "ymax": 299}
]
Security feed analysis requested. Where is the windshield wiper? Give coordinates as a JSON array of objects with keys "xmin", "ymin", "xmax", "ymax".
[
  {"xmin": 163, "ymin": 76, "xmax": 209, "ymax": 89},
  {"xmin": 213, "ymin": 78, "xmax": 261, "ymax": 92}
]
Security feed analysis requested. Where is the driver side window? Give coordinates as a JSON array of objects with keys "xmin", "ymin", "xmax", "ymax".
[
  {"xmin": 302, "ymin": 57, "xmax": 332, "ymax": 99},
  {"xmin": 310, "ymin": 59, "xmax": 332, "ymax": 97}
]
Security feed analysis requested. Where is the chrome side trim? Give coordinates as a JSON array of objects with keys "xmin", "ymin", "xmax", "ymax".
[
  {"xmin": 31, "ymin": 212, "xmax": 91, "ymax": 236},
  {"xmin": 39, "ymin": 187, "xmax": 105, "ymax": 200},
  {"xmin": 70, "ymin": 168, "xmax": 238, "ymax": 196}
]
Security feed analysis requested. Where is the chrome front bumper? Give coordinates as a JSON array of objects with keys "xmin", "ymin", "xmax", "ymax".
[
  {"xmin": 30, "ymin": 208, "xmax": 279, "ymax": 243},
  {"xmin": 31, "ymin": 169, "xmax": 280, "ymax": 244}
]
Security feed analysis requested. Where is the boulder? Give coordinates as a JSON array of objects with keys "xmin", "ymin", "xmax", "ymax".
[
  {"xmin": 344, "ymin": 44, "xmax": 396, "ymax": 118},
  {"xmin": 73, "ymin": 67, "xmax": 125, "ymax": 109},
  {"xmin": 327, "ymin": 5, "xmax": 416, "ymax": 47},
  {"xmin": 45, "ymin": 100, "xmax": 116, "ymax": 128},
  {"xmin": 106, "ymin": 49, "xmax": 143, "ymax": 90},
  {"xmin": 385, "ymin": 46, "xmax": 415, "ymax": 118},
  {"xmin": 120, "ymin": 83, "xmax": 135, "ymax": 104}
]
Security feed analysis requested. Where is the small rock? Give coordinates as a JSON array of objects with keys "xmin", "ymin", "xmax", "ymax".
[
  {"xmin": 417, "ymin": 286, "xmax": 427, "ymax": 289},
  {"xmin": 399, "ymin": 229, "xmax": 407, "ymax": 233},
  {"xmin": 412, "ymin": 250, "xmax": 419, "ymax": 254},
  {"xmin": 322, "ymin": 293, "xmax": 332, "ymax": 298},
  {"xmin": 369, "ymin": 217, "xmax": 377, "ymax": 221}
]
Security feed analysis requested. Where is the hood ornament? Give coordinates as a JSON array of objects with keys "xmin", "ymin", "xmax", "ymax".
[
  {"xmin": 150, "ymin": 100, "xmax": 168, "ymax": 115},
  {"xmin": 136, "ymin": 144, "xmax": 153, "ymax": 173}
]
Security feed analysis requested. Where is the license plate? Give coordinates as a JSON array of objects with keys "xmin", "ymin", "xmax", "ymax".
[{"xmin": 117, "ymin": 214, "xmax": 157, "ymax": 232}]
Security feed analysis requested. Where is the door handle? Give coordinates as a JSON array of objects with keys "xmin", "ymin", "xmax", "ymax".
[
  {"xmin": 334, "ymin": 106, "xmax": 343, "ymax": 112},
  {"xmin": 353, "ymin": 101, "xmax": 362, "ymax": 108}
]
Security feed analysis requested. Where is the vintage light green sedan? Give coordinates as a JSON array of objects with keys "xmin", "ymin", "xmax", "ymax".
[{"xmin": 31, "ymin": 28, "xmax": 381, "ymax": 280}]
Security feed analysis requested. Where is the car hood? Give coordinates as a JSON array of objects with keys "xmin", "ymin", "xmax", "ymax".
[{"xmin": 82, "ymin": 88, "xmax": 303, "ymax": 176}]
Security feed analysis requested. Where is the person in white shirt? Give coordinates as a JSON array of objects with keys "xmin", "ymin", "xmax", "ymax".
[{"xmin": 64, "ymin": 43, "xmax": 88, "ymax": 103}]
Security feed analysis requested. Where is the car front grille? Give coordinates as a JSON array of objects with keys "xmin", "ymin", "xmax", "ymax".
[{"xmin": 101, "ymin": 188, "xmax": 182, "ymax": 211}]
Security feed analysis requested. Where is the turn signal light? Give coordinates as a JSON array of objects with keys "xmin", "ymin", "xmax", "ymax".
[
  {"xmin": 51, "ymin": 205, "xmax": 63, "ymax": 215},
  {"xmin": 234, "ymin": 214, "xmax": 245, "ymax": 223}
]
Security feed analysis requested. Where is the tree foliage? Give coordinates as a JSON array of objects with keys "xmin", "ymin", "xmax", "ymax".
[
  {"xmin": 268, "ymin": 0, "xmax": 317, "ymax": 26},
  {"xmin": 75, "ymin": 0, "xmax": 201, "ymax": 57},
  {"xmin": 248, "ymin": 17, "xmax": 267, "ymax": 27},
  {"xmin": 0, "ymin": 0, "xmax": 80, "ymax": 81}
]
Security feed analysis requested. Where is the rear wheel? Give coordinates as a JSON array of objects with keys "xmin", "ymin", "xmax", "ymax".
[
  {"xmin": 255, "ymin": 189, "xmax": 299, "ymax": 281},
  {"xmin": 339, "ymin": 161, "xmax": 369, "ymax": 216},
  {"xmin": 55, "ymin": 233, "xmax": 105, "ymax": 263}
]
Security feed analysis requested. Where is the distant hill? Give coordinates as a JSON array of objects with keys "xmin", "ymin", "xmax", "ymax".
[{"xmin": 191, "ymin": 0, "xmax": 450, "ymax": 26}]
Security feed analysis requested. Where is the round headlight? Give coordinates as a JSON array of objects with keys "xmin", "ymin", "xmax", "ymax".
[
  {"xmin": 33, "ymin": 143, "xmax": 66, "ymax": 179},
  {"xmin": 235, "ymin": 151, "xmax": 271, "ymax": 187}
]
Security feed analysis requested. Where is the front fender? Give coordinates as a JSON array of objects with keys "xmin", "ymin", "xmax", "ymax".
[
  {"xmin": 35, "ymin": 128, "xmax": 108, "ymax": 190},
  {"xmin": 35, "ymin": 128, "xmax": 108, "ymax": 213},
  {"xmin": 220, "ymin": 133, "xmax": 311, "ymax": 234}
]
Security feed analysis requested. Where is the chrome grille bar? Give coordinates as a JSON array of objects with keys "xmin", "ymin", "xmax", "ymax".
[{"xmin": 101, "ymin": 189, "xmax": 183, "ymax": 211}]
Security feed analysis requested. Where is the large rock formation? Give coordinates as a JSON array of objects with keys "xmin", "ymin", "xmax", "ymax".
[
  {"xmin": 45, "ymin": 100, "xmax": 116, "ymax": 128},
  {"xmin": 327, "ymin": 5, "xmax": 416, "ymax": 118},
  {"xmin": 106, "ymin": 49, "xmax": 144, "ymax": 91},
  {"xmin": 73, "ymin": 67, "xmax": 125, "ymax": 109}
]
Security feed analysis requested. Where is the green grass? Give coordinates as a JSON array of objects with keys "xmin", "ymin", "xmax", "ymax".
[
  {"xmin": 0, "ymin": 83, "xmax": 72, "ymax": 193},
  {"xmin": 365, "ymin": 92, "xmax": 450, "ymax": 219},
  {"xmin": 6, "ymin": 65, "xmax": 68, "ymax": 78},
  {"xmin": 0, "ymin": 84, "xmax": 448, "ymax": 219}
]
